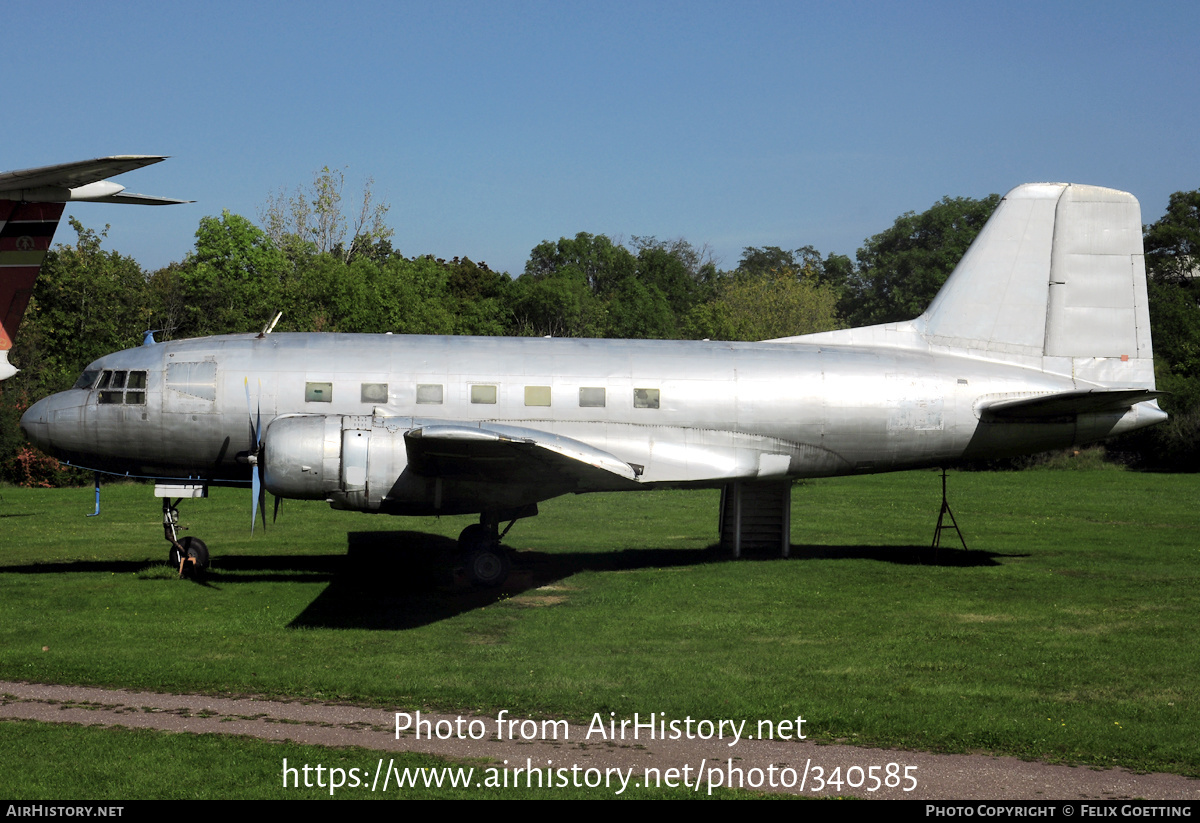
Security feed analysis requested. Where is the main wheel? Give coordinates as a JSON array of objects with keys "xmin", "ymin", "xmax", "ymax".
[{"xmin": 464, "ymin": 545, "xmax": 511, "ymax": 588}]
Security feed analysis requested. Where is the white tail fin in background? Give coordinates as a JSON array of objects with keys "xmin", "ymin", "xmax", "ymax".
[{"xmin": 0, "ymin": 156, "xmax": 190, "ymax": 380}]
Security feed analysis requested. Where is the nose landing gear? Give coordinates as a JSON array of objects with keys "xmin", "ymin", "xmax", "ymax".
[{"xmin": 163, "ymin": 497, "xmax": 208, "ymax": 578}]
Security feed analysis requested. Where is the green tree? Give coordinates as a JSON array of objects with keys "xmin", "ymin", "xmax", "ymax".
[
  {"xmin": 261, "ymin": 166, "xmax": 393, "ymax": 263},
  {"xmin": 524, "ymin": 233, "xmax": 636, "ymax": 295},
  {"xmin": 176, "ymin": 211, "xmax": 287, "ymax": 336},
  {"xmin": 506, "ymin": 270, "xmax": 602, "ymax": 337},
  {"xmin": 603, "ymin": 276, "xmax": 675, "ymax": 339},
  {"xmin": 443, "ymin": 257, "xmax": 512, "ymax": 336},
  {"xmin": 1122, "ymin": 190, "xmax": 1200, "ymax": 470},
  {"xmin": 1144, "ymin": 190, "xmax": 1200, "ymax": 284},
  {"xmin": 688, "ymin": 269, "xmax": 843, "ymax": 341},
  {"xmin": 848, "ymin": 194, "xmax": 1000, "ymax": 326}
]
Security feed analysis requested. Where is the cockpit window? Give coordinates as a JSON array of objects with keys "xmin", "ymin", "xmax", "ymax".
[
  {"xmin": 97, "ymin": 370, "xmax": 148, "ymax": 405},
  {"xmin": 73, "ymin": 370, "xmax": 101, "ymax": 390}
]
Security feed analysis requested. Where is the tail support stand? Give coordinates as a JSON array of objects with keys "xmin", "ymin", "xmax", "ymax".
[{"xmin": 932, "ymin": 468, "xmax": 967, "ymax": 551}]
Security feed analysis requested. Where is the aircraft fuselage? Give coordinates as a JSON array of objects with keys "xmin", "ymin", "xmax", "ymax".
[{"xmin": 20, "ymin": 332, "xmax": 1160, "ymax": 517}]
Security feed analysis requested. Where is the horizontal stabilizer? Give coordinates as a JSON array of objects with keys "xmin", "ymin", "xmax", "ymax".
[
  {"xmin": 0, "ymin": 155, "xmax": 190, "ymax": 205},
  {"xmin": 102, "ymin": 192, "xmax": 193, "ymax": 206},
  {"xmin": 0, "ymin": 156, "xmax": 168, "ymax": 191},
  {"xmin": 980, "ymin": 389, "xmax": 1164, "ymax": 420},
  {"xmin": 405, "ymin": 422, "xmax": 640, "ymax": 486}
]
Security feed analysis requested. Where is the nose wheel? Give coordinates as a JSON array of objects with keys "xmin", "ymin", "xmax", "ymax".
[{"xmin": 168, "ymin": 536, "xmax": 209, "ymax": 577}]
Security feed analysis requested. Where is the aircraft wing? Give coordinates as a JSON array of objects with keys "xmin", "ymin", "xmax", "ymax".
[
  {"xmin": 0, "ymin": 156, "xmax": 166, "ymax": 191},
  {"xmin": 980, "ymin": 388, "xmax": 1164, "ymax": 420},
  {"xmin": 0, "ymin": 155, "xmax": 192, "ymax": 204},
  {"xmin": 404, "ymin": 422, "xmax": 641, "ymax": 488}
]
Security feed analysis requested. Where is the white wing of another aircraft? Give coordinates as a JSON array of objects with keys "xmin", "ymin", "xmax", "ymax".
[
  {"xmin": 0, "ymin": 155, "xmax": 190, "ymax": 380},
  {"xmin": 0, "ymin": 155, "xmax": 192, "ymax": 205}
]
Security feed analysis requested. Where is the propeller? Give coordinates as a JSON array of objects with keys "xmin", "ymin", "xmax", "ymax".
[{"xmin": 245, "ymin": 377, "xmax": 268, "ymax": 533}]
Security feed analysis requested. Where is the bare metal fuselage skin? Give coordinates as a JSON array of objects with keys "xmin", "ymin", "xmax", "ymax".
[
  {"xmin": 19, "ymin": 331, "xmax": 1158, "ymax": 517},
  {"xmin": 19, "ymin": 182, "xmax": 1168, "ymax": 522}
]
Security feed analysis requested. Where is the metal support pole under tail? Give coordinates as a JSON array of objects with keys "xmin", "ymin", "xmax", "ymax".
[
  {"xmin": 931, "ymin": 468, "xmax": 968, "ymax": 551},
  {"xmin": 86, "ymin": 471, "xmax": 101, "ymax": 517}
]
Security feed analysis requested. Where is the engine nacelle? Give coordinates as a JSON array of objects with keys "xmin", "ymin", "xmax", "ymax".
[{"xmin": 262, "ymin": 414, "xmax": 410, "ymax": 511}]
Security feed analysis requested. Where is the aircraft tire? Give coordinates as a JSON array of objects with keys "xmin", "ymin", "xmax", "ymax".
[
  {"xmin": 464, "ymin": 545, "xmax": 510, "ymax": 588},
  {"xmin": 181, "ymin": 537, "xmax": 210, "ymax": 571},
  {"xmin": 169, "ymin": 537, "xmax": 209, "ymax": 578}
]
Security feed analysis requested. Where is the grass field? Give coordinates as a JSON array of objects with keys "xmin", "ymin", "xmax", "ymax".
[{"xmin": 2, "ymin": 468, "xmax": 1198, "ymax": 793}]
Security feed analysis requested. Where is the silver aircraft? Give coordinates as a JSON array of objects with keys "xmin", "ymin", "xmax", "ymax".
[{"xmin": 19, "ymin": 179, "xmax": 1165, "ymax": 585}]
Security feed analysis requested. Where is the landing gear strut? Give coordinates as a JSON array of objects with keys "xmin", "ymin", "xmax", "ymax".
[{"xmin": 163, "ymin": 498, "xmax": 208, "ymax": 578}]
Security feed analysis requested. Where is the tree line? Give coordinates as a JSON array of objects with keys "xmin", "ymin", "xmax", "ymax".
[{"xmin": 2, "ymin": 176, "xmax": 1197, "ymax": 485}]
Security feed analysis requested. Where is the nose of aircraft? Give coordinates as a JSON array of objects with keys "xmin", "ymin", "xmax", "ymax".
[{"xmin": 20, "ymin": 395, "xmax": 54, "ymax": 451}]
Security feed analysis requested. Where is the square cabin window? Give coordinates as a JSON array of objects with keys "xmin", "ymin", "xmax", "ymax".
[
  {"xmin": 579, "ymin": 387, "xmax": 606, "ymax": 408},
  {"xmin": 416, "ymin": 384, "xmax": 443, "ymax": 405},
  {"xmin": 361, "ymin": 382, "xmax": 388, "ymax": 404},
  {"xmin": 305, "ymin": 382, "xmax": 332, "ymax": 403},
  {"xmin": 634, "ymin": 388, "xmax": 660, "ymax": 409},
  {"xmin": 470, "ymin": 384, "xmax": 497, "ymax": 404},
  {"xmin": 524, "ymin": 386, "xmax": 551, "ymax": 406}
]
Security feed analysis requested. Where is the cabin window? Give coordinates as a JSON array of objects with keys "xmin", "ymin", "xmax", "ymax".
[
  {"xmin": 634, "ymin": 388, "xmax": 660, "ymax": 409},
  {"xmin": 305, "ymin": 382, "xmax": 333, "ymax": 403},
  {"xmin": 125, "ymin": 371, "xmax": 146, "ymax": 405},
  {"xmin": 96, "ymin": 370, "xmax": 148, "ymax": 405},
  {"xmin": 524, "ymin": 386, "xmax": 551, "ymax": 406},
  {"xmin": 416, "ymin": 384, "xmax": 443, "ymax": 404},
  {"xmin": 471, "ymin": 384, "xmax": 497, "ymax": 404},
  {"xmin": 73, "ymin": 370, "xmax": 100, "ymax": 390},
  {"xmin": 361, "ymin": 382, "xmax": 388, "ymax": 404},
  {"xmin": 579, "ymin": 387, "xmax": 605, "ymax": 408}
]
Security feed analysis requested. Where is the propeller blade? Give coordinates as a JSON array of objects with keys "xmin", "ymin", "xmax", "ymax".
[
  {"xmin": 251, "ymin": 466, "xmax": 261, "ymax": 534},
  {"xmin": 273, "ymin": 495, "xmax": 281, "ymax": 524},
  {"xmin": 258, "ymin": 475, "xmax": 268, "ymax": 532},
  {"xmin": 245, "ymin": 376, "xmax": 265, "ymax": 533}
]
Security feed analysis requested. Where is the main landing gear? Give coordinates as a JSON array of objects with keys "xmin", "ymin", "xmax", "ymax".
[
  {"xmin": 163, "ymin": 498, "xmax": 208, "ymax": 578},
  {"xmin": 456, "ymin": 508, "xmax": 532, "ymax": 588}
]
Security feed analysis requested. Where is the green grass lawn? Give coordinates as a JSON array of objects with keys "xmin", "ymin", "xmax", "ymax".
[{"xmin": 1, "ymin": 469, "xmax": 1197, "ymax": 783}]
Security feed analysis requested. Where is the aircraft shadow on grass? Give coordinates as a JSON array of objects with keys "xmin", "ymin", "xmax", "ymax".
[
  {"xmin": 281, "ymin": 530, "xmax": 1015, "ymax": 631},
  {"xmin": 0, "ymin": 530, "xmax": 1018, "ymax": 631}
]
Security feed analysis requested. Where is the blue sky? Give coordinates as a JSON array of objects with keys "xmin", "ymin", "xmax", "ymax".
[{"xmin": 7, "ymin": 1, "xmax": 1197, "ymax": 274}]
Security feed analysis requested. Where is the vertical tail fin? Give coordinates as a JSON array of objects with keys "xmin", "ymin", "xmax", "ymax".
[
  {"xmin": 0, "ymin": 200, "xmax": 65, "ymax": 380},
  {"xmin": 918, "ymin": 182, "xmax": 1154, "ymax": 388}
]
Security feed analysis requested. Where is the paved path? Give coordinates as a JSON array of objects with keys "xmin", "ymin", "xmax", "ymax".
[{"xmin": 2, "ymin": 680, "xmax": 1196, "ymax": 799}]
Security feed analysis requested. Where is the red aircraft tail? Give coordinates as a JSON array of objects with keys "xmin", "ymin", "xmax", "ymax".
[{"xmin": 0, "ymin": 155, "xmax": 189, "ymax": 380}]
